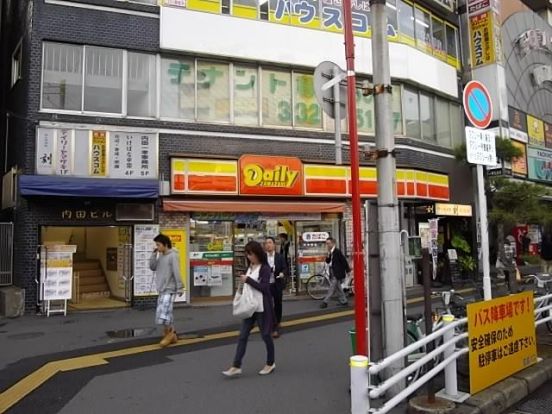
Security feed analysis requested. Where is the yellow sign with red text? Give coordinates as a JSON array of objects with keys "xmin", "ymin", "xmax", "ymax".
[{"xmin": 468, "ymin": 291, "xmax": 537, "ymax": 394}]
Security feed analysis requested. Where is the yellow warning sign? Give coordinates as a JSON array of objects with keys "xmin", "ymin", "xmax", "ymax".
[{"xmin": 468, "ymin": 291, "xmax": 537, "ymax": 394}]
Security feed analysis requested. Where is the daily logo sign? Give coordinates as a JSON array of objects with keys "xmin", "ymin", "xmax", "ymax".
[{"xmin": 239, "ymin": 155, "xmax": 303, "ymax": 196}]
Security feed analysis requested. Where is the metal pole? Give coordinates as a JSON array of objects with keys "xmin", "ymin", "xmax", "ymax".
[
  {"xmin": 422, "ymin": 249, "xmax": 435, "ymax": 403},
  {"xmin": 350, "ymin": 355, "xmax": 369, "ymax": 414},
  {"xmin": 342, "ymin": 0, "xmax": 368, "ymax": 357},
  {"xmin": 442, "ymin": 314, "xmax": 458, "ymax": 398},
  {"xmin": 333, "ymin": 68, "xmax": 343, "ymax": 165},
  {"xmin": 370, "ymin": 0, "xmax": 404, "ymax": 392},
  {"xmin": 477, "ymin": 164, "xmax": 492, "ymax": 300}
]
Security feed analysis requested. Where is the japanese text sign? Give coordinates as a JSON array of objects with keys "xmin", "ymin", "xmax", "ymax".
[
  {"xmin": 469, "ymin": 11, "xmax": 495, "ymax": 68},
  {"xmin": 239, "ymin": 155, "xmax": 303, "ymax": 196},
  {"xmin": 465, "ymin": 127, "xmax": 497, "ymax": 166},
  {"xmin": 468, "ymin": 291, "xmax": 537, "ymax": 394}
]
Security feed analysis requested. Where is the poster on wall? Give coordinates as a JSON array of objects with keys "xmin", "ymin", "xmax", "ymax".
[
  {"xmin": 194, "ymin": 266, "xmax": 209, "ymax": 286},
  {"xmin": 509, "ymin": 107, "xmax": 528, "ymax": 143},
  {"xmin": 545, "ymin": 123, "xmax": 552, "ymax": 148},
  {"xmin": 40, "ymin": 245, "xmax": 77, "ymax": 301},
  {"xmin": 162, "ymin": 229, "xmax": 188, "ymax": 302},
  {"xmin": 133, "ymin": 224, "xmax": 160, "ymax": 296},
  {"xmin": 511, "ymin": 141, "xmax": 528, "ymax": 177},
  {"xmin": 527, "ymin": 115, "xmax": 546, "ymax": 147},
  {"xmin": 527, "ymin": 146, "xmax": 552, "ymax": 183},
  {"xmin": 469, "ymin": 11, "xmax": 495, "ymax": 68},
  {"xmin": 428, "ymin": 219, "xmax": 439, "ymax": 280}
]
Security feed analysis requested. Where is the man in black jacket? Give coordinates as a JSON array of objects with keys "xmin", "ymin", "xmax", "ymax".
[
  {"xmin": 320, "ymin": 237, "xmax": 350, "ymax": 308},
  {"xmin": 265, "ymin": 237, "xmax": 288, "ymax": 338}
]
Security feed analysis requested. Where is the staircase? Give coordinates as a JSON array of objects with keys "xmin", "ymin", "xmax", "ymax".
[{"xmin": 73, "ymin": 259, "xmax": 110, "ymax": 300}]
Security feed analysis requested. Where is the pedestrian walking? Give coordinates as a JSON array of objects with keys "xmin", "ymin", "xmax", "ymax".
[
  {"xmin": 223, "ymin": 241, "xmax": 276, "ymax": 377},
  {"xmin": 149, "ymin": 234, "xmax": 184, "ymax": 348},
  {"xmin": 265, "ymin": 237, "xmax": 288, "ymax": 338},
  {"xmin": 320, "ymin": 237, "xmax": 350, "ymax": 309},
  {"xmin": 541, "ymin": 233, "xmax": 552, "ymax": 274}
]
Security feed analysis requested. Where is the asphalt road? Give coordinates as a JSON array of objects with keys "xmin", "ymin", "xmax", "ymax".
[{"xmin": 6, "ymin": 319, "xmax": 357, "ymax": 414}]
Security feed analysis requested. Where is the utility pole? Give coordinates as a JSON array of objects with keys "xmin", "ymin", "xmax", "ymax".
[{"xmin": 370, "ymin": 0, "xmax": 404, "ymax": 394}]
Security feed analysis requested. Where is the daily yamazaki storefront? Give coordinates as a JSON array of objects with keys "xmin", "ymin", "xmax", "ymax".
[{"xmin": 164, "ymin": 154, "xmax": 450, "ymax": 300}]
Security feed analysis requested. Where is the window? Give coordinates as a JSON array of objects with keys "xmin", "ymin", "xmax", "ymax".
[
  {"xmin": 356, "ymin": 87, "xmax": 374, "ymax": 134},
  {"xmin": 420, "ymin": 93, "xmax": 435, "ymax": 141},
  {"xmin": 435, "ymin": 98, "xmax": 451, "ymax": 147},
  {"xmin": 414, "ymin": 6, "xmax": 432, "ymax": 53},
  {"xmin": 404, "ymin": 87, "xmax": 420, "ymax": 139},
  {"xmin": 83, "ymin": 46, "xmax": 123, "ymax": 113},
  {"xmin": 262, "ymin": 69, "xmax": 292, "ymax": 127},
  {"xmin": 386, "ymin": 0, "xmax": 399, "ymax": 39},
  {"xmin": 432, "ymin": 17, "xmax": 446, "ymax": 61},
  {"xmin": 42, "ymin": 43, "xmax": 83, "ymax": 111},
  {"xmin": 221, "ymin": 0, "xmax": 230, "ymax": 14},
  {"xmin": 392, "ymin": 85, "xmax": 403, "ymax": 135},
  {"xmin": 11, "ymin": 40, "xmax": 22, "ymax": 87},
  {"xmin": 446, "ymin": 24, "xmax": 459, "ymax": 67},
  {"xmin": 293, "ymin": 73, "xmax": 321, "ymax": 128},
  {"xmin": 197, "ymin": 61, "xmax": 230, "ymax": 122},
  {"xmin": 234, "ymin": 65, "xmax": 258, "ymax": 125},
  {"xmin": 160, "ymin": 57, "xmax": 195, "ymax": 119},
  {"xmin": 398, "ymin": 0, "xmax": 415, "ymax": 46},
  {"xmin": 233, "ymin": 0, "xmax": 258, "ymax": 18},
  {"xmin": 259, "ymin": 0, "xmax": 269, "ymax": 20},
  {"xmin": 450, "ymin": 103, "xmax": 463, "ymax": 148},
  {"xmin": 127, "ymin": 53, "xmax": 157, "ymax": 117}
]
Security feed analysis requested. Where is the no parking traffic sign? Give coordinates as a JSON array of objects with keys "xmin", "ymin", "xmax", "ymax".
[{"xmin": 463, "ymin": 81, "xmax": 493, "ymax": 130}]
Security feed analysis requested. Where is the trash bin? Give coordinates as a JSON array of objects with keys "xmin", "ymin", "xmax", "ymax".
[{"xmin": 349, "ymin": 328, "xmax": 356, "ymax": 355}]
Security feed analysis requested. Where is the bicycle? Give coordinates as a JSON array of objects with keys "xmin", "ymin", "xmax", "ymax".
[
  {"xmin": 305, "ymin": 263, "xmax": 354, "ymax": 300},
  {"xmin": 524, "ymin": 273, "xmax": 552, "ymax": 333}
]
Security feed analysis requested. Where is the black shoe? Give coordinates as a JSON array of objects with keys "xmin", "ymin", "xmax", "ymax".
[{"xmin": 320, "ymin": 302, "xmax": 328, "ymax": 309}]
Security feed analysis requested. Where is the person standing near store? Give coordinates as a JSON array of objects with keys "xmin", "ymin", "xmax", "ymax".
[
  {"xmin": 149, "ymin": 234, "xmax": 184, "ymax": 348},
  {"xmin": 265, "ymin": 237, "xmax": 287, "ymax": 338},
  {"xmin": 541, "ymin": 233, "xmax": 552, "ymax": 274},
  {"xmin": 223, "ymin": 241, "xmax": 276, "ymax": 377},
  {"xmin": 320, "ymin": 237, "xmax": 350, "ymax": 309}
]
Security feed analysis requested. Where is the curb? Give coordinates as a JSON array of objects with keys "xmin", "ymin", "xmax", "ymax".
[{"xmin": 450, "ymin": 358, "xmax": 552, "ymax": 414}]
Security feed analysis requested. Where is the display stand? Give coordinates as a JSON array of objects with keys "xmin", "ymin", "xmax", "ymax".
[{"xmin": 39, "ymin": 244, "xmax": 77, "ymax": 317}]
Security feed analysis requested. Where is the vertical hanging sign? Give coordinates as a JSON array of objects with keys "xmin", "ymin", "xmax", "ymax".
[
  {"xmin": 90, "ymin": 131, "xmax": 107, "ymax": 176},
  {"xmin": 56, "ymin": 129, "xmax": 73, "ymax": 176},
  {"xmin": 36, "ymin": 128, "xmax": 55, "ymax": 175}
]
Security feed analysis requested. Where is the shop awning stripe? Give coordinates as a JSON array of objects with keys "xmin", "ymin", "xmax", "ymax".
[{"xmin": 162, "ymin": 200, "xmax": 346, "ymax": 213}]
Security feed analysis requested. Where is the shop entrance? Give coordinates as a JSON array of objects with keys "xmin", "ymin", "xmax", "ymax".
[
  {"xmin": 188, "ymin": 215, "xmax": 340, "ymax": 301},
  {"xmin": 40, "ymin": 226, "xmax": 133, "ymax": 310}
]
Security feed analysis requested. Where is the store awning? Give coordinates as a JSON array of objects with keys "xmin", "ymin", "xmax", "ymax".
[
  {"xmin": 19, "ymin": 175, "xmax": 159, "ymax": 199},
  {"xmin": 163, "ymin": 200, "xmax": 345, "ymax": 213}
]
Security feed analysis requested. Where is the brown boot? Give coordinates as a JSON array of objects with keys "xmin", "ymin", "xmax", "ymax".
[
  {"xmin": 161, "ymin": 326, "xmax": 170, "ymax": 339},
  {"xmin": 160, "ymin": 328, "xmax": 177, "ymax": 348}
]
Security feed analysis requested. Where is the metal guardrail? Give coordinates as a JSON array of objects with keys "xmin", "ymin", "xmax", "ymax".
[{"xmin": 351, "ymin": 293, "xmax": 552, "ymax": 414}]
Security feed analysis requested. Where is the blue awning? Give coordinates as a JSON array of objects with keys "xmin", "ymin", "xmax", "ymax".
[{"xmin": 19, "ymin": 175, "xmax": 159, "ymax": 199}]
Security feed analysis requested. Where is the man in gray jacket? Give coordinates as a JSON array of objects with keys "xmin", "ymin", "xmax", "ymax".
[{"xmin": 150, "ymin": 234, "xmax": 184, "ymax": 347}]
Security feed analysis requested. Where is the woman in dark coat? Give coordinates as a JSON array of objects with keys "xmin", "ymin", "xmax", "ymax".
[{"xmin": 222, "ymin": 241, "xmax": 276, "ymax": 377}]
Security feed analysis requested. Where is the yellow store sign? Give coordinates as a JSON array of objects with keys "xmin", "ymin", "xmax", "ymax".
[{"xmin": 468, "ymin": 291, "xmax": 537, "ymax": 394}]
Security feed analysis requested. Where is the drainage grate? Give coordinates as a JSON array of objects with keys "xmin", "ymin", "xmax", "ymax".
[{"xmin": 516, "ymin": 392, "xmax": 552, "ymax": 413}]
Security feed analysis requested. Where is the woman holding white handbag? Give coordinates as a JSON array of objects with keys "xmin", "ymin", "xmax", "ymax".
[{"xmin": 223, "ymin": 241, "xmax": 276, "ymax": 377}]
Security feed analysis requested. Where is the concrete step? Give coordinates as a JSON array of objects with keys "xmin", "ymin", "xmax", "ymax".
[
  {"xmin": 80, "ymin": 283, "xmax": 110, "ymax": 293},
  {"xmin": 77, "ymin": 269, "xmax": 103, "ymax": 278},
  {"xmin": 78, "ymin": 276, "xmax": 106, "ymax": 286},
  {"xmin": 73, "ymin": 261, "xmax": 101, "ymax": 271},
  {"xmin": 80, "ymin": 291, "xmax": 110, "ymax": 299}
]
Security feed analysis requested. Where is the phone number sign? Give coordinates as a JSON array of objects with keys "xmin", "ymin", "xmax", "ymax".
[{"xmin": 468, "ymin": 291, "xmax": 537, "ymax": 394}]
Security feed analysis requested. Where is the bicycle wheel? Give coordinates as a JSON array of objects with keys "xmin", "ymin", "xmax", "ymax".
[{"xmin": 306, "ymin": 274, "xmax": 330, "ymax": 300}]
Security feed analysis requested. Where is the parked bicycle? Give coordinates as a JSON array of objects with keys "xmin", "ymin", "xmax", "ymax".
[
  {"xmin": 524, "ymin": 273, "xmax": 552, "ymax": 333},
  {"xmin": 305, "ymin": 263, "xmax": 354, "ymax": 300}
]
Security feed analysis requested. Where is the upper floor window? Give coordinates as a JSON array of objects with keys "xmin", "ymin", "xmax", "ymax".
[{"xmin": 11, "ymin": 40, "xmax": 23, "ymax": 87}]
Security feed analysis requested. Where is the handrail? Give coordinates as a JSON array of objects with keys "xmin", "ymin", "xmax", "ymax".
[{"xmin": 369, "ymin": 317, "xmax": 467, "ymax": 375}]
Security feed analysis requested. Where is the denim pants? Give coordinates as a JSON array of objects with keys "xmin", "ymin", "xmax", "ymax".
[
  {"xmin": 322, "ymin": 277, "xmax": 347, "ymax": 304},
  {"xmin": 233, "ymin": 312, "xmax": 275, "ymax": 368}
]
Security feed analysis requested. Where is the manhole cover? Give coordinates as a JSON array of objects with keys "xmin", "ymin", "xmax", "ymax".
[
  {"xmin": 106, "ymin": 328, "xmax": 157, "ymax": 338},
  {"xmin": 8, "ymin": 332, "xmax": 45, "ymax": 340}
]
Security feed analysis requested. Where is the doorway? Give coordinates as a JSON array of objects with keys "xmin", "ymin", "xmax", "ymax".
[{"xmin": 40, "ymin": 226, "xmax": 133, "ymax": 310}]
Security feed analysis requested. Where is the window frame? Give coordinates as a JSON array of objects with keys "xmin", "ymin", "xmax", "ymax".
[{"xmin": 11, "ymin": 38, "xmax": 23, "ymax": 87}]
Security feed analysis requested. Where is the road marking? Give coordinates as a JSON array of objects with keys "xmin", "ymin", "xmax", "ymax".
[
  {"xmin": 0, "ymin": 309, "xmax": 350, "ymax": 412},
  {"xmin": 0, "ymin": 288, "xmax": 476, "ymax": 412}
]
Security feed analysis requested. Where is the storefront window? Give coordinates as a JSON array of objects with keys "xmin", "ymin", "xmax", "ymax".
[
  {"xmin": 414, "ymin": 5, "xmax": 432, "ymax": 54},
  {"xmin": 431, "ymin": 16, "xmax": 446, "ymax": 61},
  {"xmin": 160, "ymin": 57, "xmax": 195, "ymax": 119},
  {"xmin": 420, "ymin": 93, "xmax": 435, "ymax": 141},
  {"xmin": 197, "ymin": 61, "xmax": 230, "ymax": 122},
  {"xmin": 127, "ymin": 52, "xmax": 157, "ymax": 118},
  {"xmin": 83, "ymin": 46, "xmax": 123, "ymax": 113},
  {"xmin": 293, "ymin": 72, "xmax": 322, "ymax": 128},
  {"xmin": 398, "ymin": 0, "xmax": 415, "ymax": 46},
  {"xmin": 262, "ymin": 68, "xmax": 292, "ymax": 127},
  {"xmin": 436, "ymin": 97, "xmax": 451, "ymax": 147},
  {"xmin": 404, "ymin": 87, "xmax": 420, "ymax": 139},
  {"xmin": 42, "ymin": 43, "xmax": 83, "ymax": 111},
  {"xmin": 189, "ymin": 219, "xmax": 234, "ymax": 297},
  {"xmin": 234, "ymin": 65, "xmax": 259, "ymax": 125}
]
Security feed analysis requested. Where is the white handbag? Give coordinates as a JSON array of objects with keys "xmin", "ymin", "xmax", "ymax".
[{"xmin": 232, "ymin": 283, "xmax": 258, "ymax": 319}]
